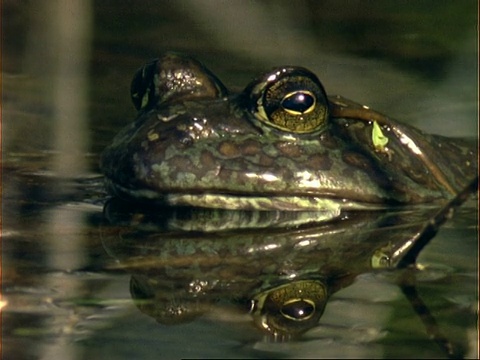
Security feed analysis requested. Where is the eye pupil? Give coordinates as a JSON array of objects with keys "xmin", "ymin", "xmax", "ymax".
[
  {"xmin": 280, "ymin": 300, "xmax": 315, "ymax": 320},
  {"xmin": 281, "ymin": 92, "xmax": 315, "ymax": 114}
]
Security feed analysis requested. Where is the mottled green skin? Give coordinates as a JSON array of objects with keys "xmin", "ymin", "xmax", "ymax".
[{"xmin": 101, "ymin": 53, "xmax": 477, "ymax": 210}]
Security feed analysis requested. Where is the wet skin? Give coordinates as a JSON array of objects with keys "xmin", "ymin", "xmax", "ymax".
[{"xmin": 101, "ymin": 53, "xmax": 477, "ymax": 211}]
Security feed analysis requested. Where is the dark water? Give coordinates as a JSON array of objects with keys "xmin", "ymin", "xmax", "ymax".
[{"xmin": 2, "ymin": 1, "xmax": 478, "ymax": 359}]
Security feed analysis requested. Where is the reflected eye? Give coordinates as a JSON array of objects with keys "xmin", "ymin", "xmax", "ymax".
[
  {"xmin": 250, "ymin": 280, "xmax": 328, "ymax": 336},
  {"xmin": 281, "ymin": 91, "xmax": 316, "ymax": 115},
  {"xmin": 246, "ymin": 67, "xmax": 329, "ymax": 133}
]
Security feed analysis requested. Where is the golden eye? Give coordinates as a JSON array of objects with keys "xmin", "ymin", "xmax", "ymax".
[
  {"xmin": 250, "ymin": 280, "xmax": 328, "ymax": 336},
  {"xmin": 246, "ymin": 67, "xmax": 330, "ymax": 133}
]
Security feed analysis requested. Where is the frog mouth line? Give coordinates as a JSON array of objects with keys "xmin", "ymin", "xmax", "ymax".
[
  {"xmin": 164, "ymin": 193, "xmax": 389, "ymax": 211},
  {"xmin": 105, "ymin": 179, "xmax": 396, "ymax": 211}
]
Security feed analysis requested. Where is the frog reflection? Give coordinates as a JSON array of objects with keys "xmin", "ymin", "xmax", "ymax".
[
  {"xmin": 129, "ymin": 275, "xmax": 329, "ymax": 339},
  {"xmin": 101, "ymin": 193, "xmax": 474, "ymax": 340}
]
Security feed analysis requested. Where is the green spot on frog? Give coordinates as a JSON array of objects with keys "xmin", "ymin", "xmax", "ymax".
[{"xmin": 372, "ymin": 120, "xmax": 389, "ymax": 151}]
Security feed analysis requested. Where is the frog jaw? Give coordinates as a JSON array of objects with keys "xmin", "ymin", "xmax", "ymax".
[{"xmin": 105, "ymin": 178, "xmax": 391, "ymax": 212}]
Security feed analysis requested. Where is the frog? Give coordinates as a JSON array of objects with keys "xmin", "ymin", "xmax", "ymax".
[{"xmin": 100, "ymin": 52, "xmax": 477, "ymax": 212}]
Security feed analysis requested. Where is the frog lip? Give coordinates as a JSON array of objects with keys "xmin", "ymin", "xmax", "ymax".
[
  {"xmin": 104, "ymin": 178, "xmax": 392, "ymax": 211},
  {"xmin": 163, "ymin": 193, "xmax": 390, "ymax": 211}
]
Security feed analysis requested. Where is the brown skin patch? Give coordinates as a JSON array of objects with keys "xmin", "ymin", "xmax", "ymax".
[
  {"xmin": 341, "ymin": 150, "xmax": 373, "ymax": 171},
  {"xmin": 319, "ymin": 132, "xmax": 340, "ymax": 149},
  {"xmin": 341, "ymin": 166, "xmax": 356, "ymax": 179},
  {"xmin": 170, "ymin": 155, "xmax": 195, "ymax": 173},
  {"xmin": 217, "ymin": 167, "xmax": 235, "ymax": 183},
  {"xmin": 148, "ymin": 140, "xmax": 169, "ymax": 159},
  {"xmin": 241, "ymin": 139, "xmax": 263, "ymax": 156},
  {"xmin": 200, "ymin": 150, "xmax": 217, "ymax": 168},
  {"xmin": 257, "ymin": 153, "xmax": 275, "ymax": 167},
  {"xmin": 305, "ymin": 153, "xmax": 333, "ymax": 171},
  {"xmin": 218, "ymin": 141, "xmax": 240, "ymax": 157},
  {"xmin": 341, "ymin": 149, "xmax": 394, "ymax": 193},
  {"xmin": 275, "ymin": 142, "xmax": 303, "ymax": 158}
]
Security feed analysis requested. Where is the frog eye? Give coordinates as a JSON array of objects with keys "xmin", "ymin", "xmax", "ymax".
[
  {"xmin": 130, "ymin": 52, "xmax": 228, "ymax": 111},
  {"xmin": 246, "ymin": 67, "xmax": 329, "ymax": 133}
]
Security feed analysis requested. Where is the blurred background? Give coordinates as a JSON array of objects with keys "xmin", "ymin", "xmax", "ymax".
[{"xmin": 3, "ymin": 0, "xmax": 478, "ymax": 162}]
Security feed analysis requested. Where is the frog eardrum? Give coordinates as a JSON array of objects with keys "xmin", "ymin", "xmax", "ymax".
[{"xmin": 247, "ymin": 67, "xmax": 330, "ymax": 133}]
